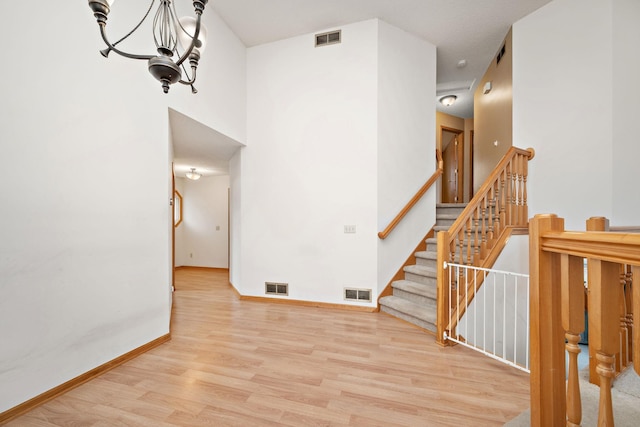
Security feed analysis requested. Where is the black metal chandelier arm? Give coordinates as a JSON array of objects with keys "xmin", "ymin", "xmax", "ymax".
[
  {"xmin": 111, "ymin": 0, "xmax": 156, "ymax": 48},
  {"xmin": 99, "ymin": 24, "xmax": 155, "ymax": 61},
  {"xmin": 179, "ymin": 67, "xmax": 198, "ymax": 94},
  {"xmin": 179, "ymin": 67, "xmax": 197, "ymax": 85},
  {"xmin": 175, "ymin": 14, "xmax": 202, "ymax": 67}
]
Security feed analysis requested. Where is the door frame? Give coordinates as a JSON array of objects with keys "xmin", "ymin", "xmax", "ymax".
[{"xmin": 440, "ymin": 125, "xmax": 465, "ymax": 203}]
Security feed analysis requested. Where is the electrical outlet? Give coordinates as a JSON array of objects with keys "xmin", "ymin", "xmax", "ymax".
[{"xmin": 344, "ymin": 225, "xmax": 356, "ymax": 234}]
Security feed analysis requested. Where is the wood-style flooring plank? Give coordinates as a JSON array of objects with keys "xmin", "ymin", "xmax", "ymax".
[{"xmin": 4, "ymin": 267, "xmax": 529, "ymax": 426}]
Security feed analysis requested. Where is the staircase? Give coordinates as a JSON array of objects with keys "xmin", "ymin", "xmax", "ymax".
[{"xmin": 379, "ymin": 203, "xmax": 467, "ymax": 332}]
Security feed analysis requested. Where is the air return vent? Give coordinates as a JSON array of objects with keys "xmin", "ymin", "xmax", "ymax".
[
  {"xmin": 265, "ymin": 282, "xmax": 288, "ymax": 296},
  {"xmin": 344, "ymin": 288, "xmax": 371, "ymax": 302},
  {"xmin": 315, "ymin": 30, "xmax": 341, "ymax": 47}
]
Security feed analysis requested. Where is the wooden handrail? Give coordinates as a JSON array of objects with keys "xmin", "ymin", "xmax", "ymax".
[
  {"xmin": 540, "ymin": 231, "xmax": 640, "ymax": 264},
  {"xmin": 529, "ymin": 214, "xmax": 639, "ymax": 426},
  {"xmin": 610, "ymin": 225, "xmax": 640, "ymax": 232},
  {"xmin": 378, "ymin": 149, "xmax": 443, "ymax": 240},
  {"xmin": 436, "ymin": 146, "xmax": 535, "ymax": 345}
]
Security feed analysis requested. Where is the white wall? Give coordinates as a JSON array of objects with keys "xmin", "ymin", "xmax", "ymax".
[
  {"xmin": 513, "ymin": 0, "xmax": 633, "ymax": 230},
  {"xmin": 243, "ymin": 20, "xmax": 379, "ymax": 305},
  {"xmin": 239, "ymin": 19, "xmax": 436, "ymax": 305},
  {"xmin": 229, "ymin": 150, "xmax": 242, "ymax": 288},
  {"xmin": 0, "ymin": 2, "xmax": 245, "ymax": 412},
  {"xmin": 158, "ymin": 2, "xmax": 247, "ymax": 144},
  {"xmin": 377, "ymin": 21, "xmax": 437, "ymax": 290},
  {"xmin": 612, "ymin": 0, "xmax": 640, "ymax": 224},
  {"xmin": 175, "ymin": 176, "xmax": 230, "ymax": 268}
]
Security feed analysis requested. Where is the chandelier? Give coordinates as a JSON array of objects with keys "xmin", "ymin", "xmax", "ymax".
[{"xmin": 88, "ymin": 0, "xmax": 208, "ymax": 94}]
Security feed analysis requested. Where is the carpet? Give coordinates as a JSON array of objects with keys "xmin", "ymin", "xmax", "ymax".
[{"xmin": 504, "ymin": 364, "xmax": 640, "ymax": 426}]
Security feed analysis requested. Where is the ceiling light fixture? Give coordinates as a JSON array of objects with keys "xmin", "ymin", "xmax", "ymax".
[
  {"xmin": 88, "ymin": 0, "xmax": 208, "ymax": 94},
  {"xmin": 439, "ymin": 95, "xmax": 457, "ymax": 107},
  {"xmin": 186, "ymin": 168, "xmax": 202, "ymax": 180}
]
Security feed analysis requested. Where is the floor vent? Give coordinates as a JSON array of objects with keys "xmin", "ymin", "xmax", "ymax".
[
  {"xmin": 344, "ymin": 288, "xmax": 371, "ymax": 302},
  {"xmin": 315, "ymin": 30, "xmax": 341, "ymax": 47},
  {"xmin": 265, "ymin": 282, "xmax": 288, "ymax": 296}
]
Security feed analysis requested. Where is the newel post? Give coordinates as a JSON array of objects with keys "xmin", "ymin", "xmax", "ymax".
[
  {"xmin": 436, "ymin": 230, "xmax": 451, "ymax": 346},
  {"xmin": 529, "ymin": 214, "xmax": 566, "ymax": 427}
]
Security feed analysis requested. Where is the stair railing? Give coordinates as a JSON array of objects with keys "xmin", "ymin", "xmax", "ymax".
[
  {"xmin": 529, "ymin": 214, "xmax": 639, "ymax": 427},
  {"xmin": 436, "ymin": 146, "xmax": 535, "ymax": 345},
  {"xmin": 378, "ymin": 149, "xmax": 443, "ymax": 240}
]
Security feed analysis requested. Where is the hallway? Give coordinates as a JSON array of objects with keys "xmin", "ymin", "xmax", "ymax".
[{"xmin": 7, "ymin": 268, "xmax": 530, "ymax": 426}]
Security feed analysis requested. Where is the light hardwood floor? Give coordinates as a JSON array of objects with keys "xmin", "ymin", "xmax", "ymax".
[{"xmin": 6, "ymin": 268, "xmax": 530, "ymax": 426}]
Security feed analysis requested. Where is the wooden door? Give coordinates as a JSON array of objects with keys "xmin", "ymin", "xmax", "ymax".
[{"xmin": 442, "ymin": 128, "xmax": 464, "ymax": 203}]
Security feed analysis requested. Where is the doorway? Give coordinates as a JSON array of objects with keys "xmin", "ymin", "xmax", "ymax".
[{"xmin": 441, "ymin": 126, "xmax": 465, "ymax": 203}]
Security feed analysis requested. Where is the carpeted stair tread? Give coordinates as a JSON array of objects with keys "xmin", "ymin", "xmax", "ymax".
[
  {"xmin": 392, "ymin": 279, "xmax": 437, "ymax": 300},
  {"xmin": 403, "ymin": 264, "xmax": 437, "ymax": 277},
  {"xmin": 437, "ymin": 203, "xmax": 468, "ymax": 208},
  {"xmin": 436, "ymin": 213, "xmax": 460, "ymax": 220},
  {"xmin": 504, "ymin": 364, "xmax": 640, "ymax": 426},
  {"xmin": 415, "ymin": 251, "xmax": 437, "ymax": 261},
  {"xmin": 379, "ymin": 295, "xmax": 437, "ymax": 332}
]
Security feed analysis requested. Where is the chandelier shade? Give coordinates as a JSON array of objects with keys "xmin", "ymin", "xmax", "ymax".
[
  {"xmin": 88, "ymin": 0, "xmax": 209, "ymax": 94},
  {"xmin": 178, "ymin": 16, "xmax": 208, "ymax": 54}
]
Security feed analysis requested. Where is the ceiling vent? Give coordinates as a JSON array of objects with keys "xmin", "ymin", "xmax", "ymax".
[
  {"xmin": 265, "ymin": 282, "xmax": 288, "ymax": 296},
  {"xmin": 344, "ymin": 288, "xmax": 371, "ymax": 302},
  {"xmin": 315, "ymin": 30, "xmax": 341, "ymax": 47}
]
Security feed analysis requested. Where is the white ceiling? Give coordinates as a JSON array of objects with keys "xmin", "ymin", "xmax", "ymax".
[
  {"xmin": 173, "ymin": 0, "xmax": 551, "ymax": 178},
  {"xmin": 170, "ymin": 109, "xmax": 243, "ymax": 178},
  {"xmin": 213, "ymin": 0, "xmax": 551, "ymax": 118}
]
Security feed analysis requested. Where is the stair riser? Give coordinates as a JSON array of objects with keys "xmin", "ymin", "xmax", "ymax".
[
  {"xmin": 436, "ymin": 218, "xmax": 457, "ymax": 227},
  {"xmin": 415, "ymin": 257, "xmax": 437, "ymax": 269},
  {"xmin": 404, "ymin": 272, "xmax": 436, "ymax": 287},
  {"xmin": 425, "ymin": 238, "xmax": 437, "ymax": 252},
  {"xmin": 436, "ymin": 208, "xmax": 466, "ymax": 216},
  {"xmin": 393, "ymin": 288, "xmax": 437, "ymax": 307},
  {"xmin": 421, "ymin": 255, "xmax": 466, "ymax": 265},
  {"xmin": 380, "ymin": 305, "xmax": 436, "ymax": 332}
]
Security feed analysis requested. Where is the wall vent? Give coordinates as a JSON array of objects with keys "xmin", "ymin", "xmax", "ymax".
[
  {"xmin": 315, "ymin": 30, "xmax": 341, "ymax": 47},
  {"xmin": 265, "ymin": 282, "xmax": 288, "ymax": 296},
  {"xmin": 344, "ymin": 288, "xmax": 371, "ymax": 302},
  {"xmin": 496, "ymin": 42, "xmax": 507, "ymax": 65}
]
